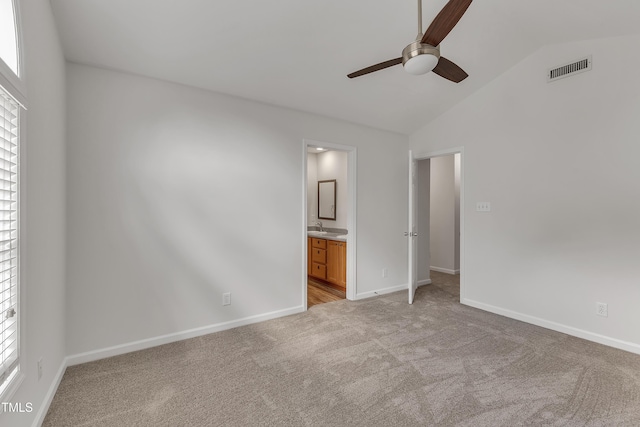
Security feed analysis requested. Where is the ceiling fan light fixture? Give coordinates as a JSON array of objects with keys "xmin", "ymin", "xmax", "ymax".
[
  {"xmin": 404, "ymin": 54, "xmax": 439, "ymax": 75},
  {"xmin": 401, "ymin": 42, "xmax": 440, "ymax": 75}
]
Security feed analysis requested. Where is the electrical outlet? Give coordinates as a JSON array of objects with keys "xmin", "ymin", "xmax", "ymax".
[
  {"xmin": 37, "ymin": 357, "xmax": 43, "ymax": 381},
  {"xmin": 382, "ymin": 268, "xmax": 388, "ymax": 278},
  {"xmin": 596, "ymin": 302, "xmax": 608, "ymax": 317},
  {"xmin": 222, "ymin": 293, "xmax": 231, "ymax": 306}
]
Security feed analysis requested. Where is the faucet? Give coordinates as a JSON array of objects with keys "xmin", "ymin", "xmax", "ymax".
[{"xmin": 315, "ymin": 221, "xmax": 323, "ymax": 232}]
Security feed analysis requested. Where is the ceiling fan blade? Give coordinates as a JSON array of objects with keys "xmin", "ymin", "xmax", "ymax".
[
  {"xmin": 421, "ymin": 0, "xmax": 472, "ymax": 46},
  {"xmin": 347, "ymin": 57, "xmax": 402, "ymax": 78},
  {"xmin": 432, "ymin": 57, "xmax": 468, "ymax": 83}
]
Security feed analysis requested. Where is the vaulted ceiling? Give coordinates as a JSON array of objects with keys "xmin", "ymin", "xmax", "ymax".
[{"xmin": 51, "ymin": 0, "xmax": 640, "ymax": 134}]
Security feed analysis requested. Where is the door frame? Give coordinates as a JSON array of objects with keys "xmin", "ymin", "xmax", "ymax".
[
  {"xmin": 302, "ymin": 139, "xmax": 357, "ymax": 308},
  {"xmin": 408, "ymin": 151, "xmax": 418, "ymax": 303},
  {"xmin": 411, "ymin": 146, "xmax": 465, "ymax": 302}
]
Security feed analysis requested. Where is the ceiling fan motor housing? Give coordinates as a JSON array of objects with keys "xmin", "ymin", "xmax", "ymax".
[{"xmin": 402, "ymin": 42, "xmax": 440, "ymax": 75}]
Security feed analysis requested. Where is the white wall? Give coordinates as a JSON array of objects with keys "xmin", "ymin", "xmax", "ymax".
[
  {"xmin": 65, "ymin": 63, "xmax": 409, "ymax": 358},
  {"xmin": 316, "ymin": 150, "xmax": 348, "ymax": 229},
  {"xmin": 410, "ymin": 34, "xmax": 640, "ymax": 353},
  {"xmin": 429, "ymin": 155, "xmax": 458, "ymax": 273},
  {"xmin": 1, "ymin": 1, "xmax": 67, "ymax": 427},
  {"xmin": 307, "ymin": 150, "xmax": 349, "ymax": 230}
]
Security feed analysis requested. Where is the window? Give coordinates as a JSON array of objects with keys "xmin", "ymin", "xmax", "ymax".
[
  {"xmin": 0, "ymin": 0, "xmax": 19, "ymax": 76},
  {"xmin": 0, "ymin": 0, "xmax": 22, "ymax": 399}
]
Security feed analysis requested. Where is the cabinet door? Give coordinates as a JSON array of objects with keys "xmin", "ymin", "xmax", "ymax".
[
  {"xmin": 339, "ymin": 242, "xmax": 347, "ymax": 288},
  {"xmin": 327, "ymin": 240, "xmax": 345, "ymax": 288}
]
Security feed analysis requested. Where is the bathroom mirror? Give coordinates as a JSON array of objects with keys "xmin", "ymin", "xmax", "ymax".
[{"xmin": 318, "ymin": 180, "xmax": 336, "ymax": 220}]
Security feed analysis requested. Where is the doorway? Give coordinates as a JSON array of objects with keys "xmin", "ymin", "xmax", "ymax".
[
  {"xmin": 408, "ymin": 148, "xmax": 464, "ymax": 303},
  {"xmin": 302, "ymin": 139, "xmax": 357, "ymax": 309}
]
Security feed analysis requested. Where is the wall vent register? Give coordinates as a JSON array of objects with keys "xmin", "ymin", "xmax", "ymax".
[{"xmin": 548, "ymin": 56, "xmax": 592, "ymax": 82}]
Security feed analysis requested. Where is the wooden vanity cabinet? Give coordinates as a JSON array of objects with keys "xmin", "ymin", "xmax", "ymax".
[{"xmin": 308, "ymin": 237, "xmax": 346, "ymax": 290}]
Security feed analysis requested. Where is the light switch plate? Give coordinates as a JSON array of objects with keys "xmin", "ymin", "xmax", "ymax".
[{"xmin": 476, "ymin": 202, "xmax": 491, "ymax": 212}]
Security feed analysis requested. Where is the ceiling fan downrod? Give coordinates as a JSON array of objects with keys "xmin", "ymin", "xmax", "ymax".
[{"xmin": 417, "ymin": 0, "xmax": 423, "ymax": 38}]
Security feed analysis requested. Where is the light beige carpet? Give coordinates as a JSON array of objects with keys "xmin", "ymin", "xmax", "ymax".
[{"xmin": 44, "ymin": 272, "xmax": 640, "ymax": 426}]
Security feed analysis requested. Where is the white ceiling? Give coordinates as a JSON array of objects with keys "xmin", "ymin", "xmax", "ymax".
[{"xmin": 51, "ymin": 0, "xmax": 640, "ymax": 135}]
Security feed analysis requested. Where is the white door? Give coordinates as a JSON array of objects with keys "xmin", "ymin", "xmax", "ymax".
[{"xmin": 408, "ymin": 150, "xmax": 418, "ymax": 304}]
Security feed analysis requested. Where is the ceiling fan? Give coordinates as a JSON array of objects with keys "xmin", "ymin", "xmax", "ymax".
[{"xmin": 347, "ymin": 0, "xmax": 472, "ymax": 83}]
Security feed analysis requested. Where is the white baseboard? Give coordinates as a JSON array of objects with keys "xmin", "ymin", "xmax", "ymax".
[
  {"xmin": 32, "ymin": 356, "xmax": 68, "ymax": 427},
  {"xmin": 67, "ymin": 306, "xmax": 305, "ymax": 366},
  {"xmin": 430, "ymin": 266, "xmax": 460, "ymax": 275},
  {"xmin": 462, "ymin": 298, "xmax": 640, "ymax": 356},
  {"xmin": 354, "ymin": 280, "xmax": 433, "ymax": 300},
  {"xmin": 355, "ymin": 284, "xmax": 407, "ymax": 300}
]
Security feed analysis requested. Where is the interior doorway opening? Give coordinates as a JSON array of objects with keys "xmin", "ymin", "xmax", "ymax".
[
  {"xmin": 302, "ymin": 140, "xmax": 357, "ymax": 309},
  {"xmin": 409, "ymin": 148, "xmax": 464, "ymax": 303}
]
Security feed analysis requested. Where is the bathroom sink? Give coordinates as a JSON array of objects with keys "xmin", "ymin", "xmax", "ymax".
[{"xmin": 308, "ymin": 231, "xmax": 328, "ymax": 236}]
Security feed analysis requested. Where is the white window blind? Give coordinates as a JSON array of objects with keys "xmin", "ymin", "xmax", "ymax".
[{"xmin": 0, "ymin": 86, "xmax": 18, "ymax": 391}]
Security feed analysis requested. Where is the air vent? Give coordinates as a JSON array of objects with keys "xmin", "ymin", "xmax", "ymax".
[{"xmin": 548, "ymin": 56, "xmax": 592, "ymax": 82}]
